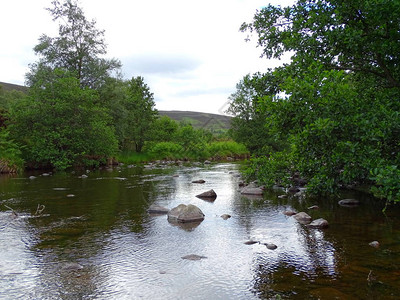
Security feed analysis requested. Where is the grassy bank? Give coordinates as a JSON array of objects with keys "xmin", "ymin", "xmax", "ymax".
[{"xmin": 116, "ymin": 141, "xmax": 249, "ymax": 164}]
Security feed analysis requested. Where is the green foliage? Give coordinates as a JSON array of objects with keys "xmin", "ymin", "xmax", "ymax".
[
  {"xmin": 148, "ymin": 116, "xmax": 179, "ymax": 142},
  {"xmin": 370, "ymin": 165, "xmax": 400, "ymax": 205},
  {"xmin": 207, "ymin": 141, "xmax": 248, "ymax": 158},
  {"xmin": 121, "ymin": 76, "xmax": 158, "ymax": 152},
  {"xmin": 0, "ymin": 129, "xmax": 24, "ymax": 173},
  {"xmin": 27, "ymin": 0, "xmax": 121, "ymax": 89},
  {"xmin": 238, "ymin": 0, "xmax": 400, "ymax": 203},
  {"xmin": 147, "ymin": 142, "xmax": 185, "ymax": 160},
  {"xmin": 227, "ymin": 72, "xmax": 287, "ymax": 155},
  {"xmin": 9, "ymin": 70, "xmax": 118, "ymax": 170}
]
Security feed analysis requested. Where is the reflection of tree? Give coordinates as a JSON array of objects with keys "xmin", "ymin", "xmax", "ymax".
[
  {"xmin": 3, "ymin": 165, "xmax": 172, "ymax": 298},
  {"xmin": 250, "ymin": 224, "xmax": 338, "ymax": 298}
]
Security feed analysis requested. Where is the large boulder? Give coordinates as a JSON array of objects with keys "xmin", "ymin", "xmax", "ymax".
[
  {"xmin": 196, "ymin": 189, "xmax": 217, "ymax": 200},
  {"xmin": 168, "ymin": 204, "xmax": 205, "ymax": 223}
]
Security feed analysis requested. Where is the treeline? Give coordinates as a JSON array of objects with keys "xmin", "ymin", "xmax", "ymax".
[
  {"xmin": 0, "ymin": 0, "xmax": 247, "ymax": 173},
  {"xmin": 227, "ymin": 0, "xmax": 400, "ymax": 204}
]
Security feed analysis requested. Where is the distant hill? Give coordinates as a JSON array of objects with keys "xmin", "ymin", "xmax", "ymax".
[
  {"xmin": 0, "ymin": 81, "xmax": 231, "ymax": 131},
  {"xmin": 159, "ymin": 110, "xmax": 231, "ymax": 132},
  {"xmin": 0, "ymin": 81, "xmax": 28, "ymax": 93}
]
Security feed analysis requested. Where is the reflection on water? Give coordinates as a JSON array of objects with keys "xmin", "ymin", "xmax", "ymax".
[{"xmin": 0, "ymin": 163, "xmax": 399, "ymax": 299}]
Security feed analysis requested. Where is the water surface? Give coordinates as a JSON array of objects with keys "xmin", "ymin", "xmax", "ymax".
[{"xmin": 0, "ymin": 162, "xmax": 399, "ymax": 299}]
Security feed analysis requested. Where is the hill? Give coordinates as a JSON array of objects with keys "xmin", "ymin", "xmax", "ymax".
[
  {"xmin": 159, "ymin": 110, "xmax": 231, "ymax": 132},
  {"xmin": 0, "ymin": 81, "xmax": 28, "ymax": 93},
  {"xmin": 0, "ymin": 81, "xmax": 231, "ymax": 131}
]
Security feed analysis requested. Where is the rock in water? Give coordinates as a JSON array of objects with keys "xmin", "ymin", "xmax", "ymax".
[
  {"xmin": 283, "ymin": 210, "xmax": 297, "ymax": 216},
  {"xmin": 293, "ymin": 212, "xmax": 312, "ymax": 224},
  {"xmin": 220, "ymin": 214, "xmax": 231, "ymax": 220},
  {"xmin": 338, "ymin": 199, "xmax": 360, "ymax": 206},
  {"xmin": 192, "ymin": 179, "xmax": 206, "ymax": 184},
  {"xmin": 147, "ymin": 204, "xmax": 170, "ymax": 214},
  {"xmin": 264, "ymin": 243, "xmax": 278, "ymax": 250},
  {"xmin": 168, "ymin": 204, "xmax": 205, "ymax": 223},
  {"xmin": 369, "ymin": 241, "xmax": 380, "ymax": 248},
  {"xmin": 181, "ymin": 254, "xmax": 207, "ymax": 260},
  {"xmin": 196, "ymin": 189, "xmax": 217, "ymax": 200},
  {"xmin": 244, "ymin": 240, "xmax": 258, "ymax": 245},
  {"xmin": 240, "ymin": 186, "xmax": 264, "ymax": 196},
  {"xmin": 307, "ymin": 218, "xmax": 329, "ymax": 228}
]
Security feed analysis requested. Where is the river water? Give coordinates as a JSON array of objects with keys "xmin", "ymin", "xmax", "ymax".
[{"xmin": 0, "ymin": 162, "xmax": 399, "ymax": 299}]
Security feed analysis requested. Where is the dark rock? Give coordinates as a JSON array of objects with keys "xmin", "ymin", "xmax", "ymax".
[
  {"xmin": 148, "ymin": 204, "xmax": 170, "ymax": 214},
  {"xmin": 369, "ymin": 241, "xmax": 380, "ymax": 248},
  {"xmin": 240, "ymin": 186, "xmax": 263, "ymax": 196},
  {"xmin": 192, "ymin": 179, "xmax": 206, "ymax": 184},
  {"xmin": 220, "ymin": 214, "xmax": 231, "ymax": 220},
  {"xmin": 288, "ymin": 186, "xmax": 300, "ymax": 193},
  {"xmin": 181, "ymin": 254, "xmax": 207, "ymax": 261},
  {"xmin": 196, "ymin": 189, "xmax": 217, "ymax": 200},
  {"xmin": 264, "ymin": 243, "xmax": 278, "ymax": 250},
  {"xmin": 293, "ymin": 212, "xmax": 312, "ymax": 224},
  {"xmin": 167, "ymin": 204, "xmax": 205, "ymax": 223},
  {"xmin": 244, "ymin": 240, "xmax": 259, "ymax": 245},
  {"xmin": 307, "ymin": 218, "xmax": 329, "ymax": 228},
  {"xmin": 338, "ymin": 199, "xmax": 360, "ymax": 206}
]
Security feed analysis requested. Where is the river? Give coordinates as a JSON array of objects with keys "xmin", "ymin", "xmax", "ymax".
[{"xmin": 0, "ymin": 162, "xmax": 399, "ymax": 299}]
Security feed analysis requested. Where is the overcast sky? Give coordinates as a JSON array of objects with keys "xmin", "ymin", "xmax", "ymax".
[{"xmin": 1, "ymin": 0, "xmax": 293, "ymax": 114}]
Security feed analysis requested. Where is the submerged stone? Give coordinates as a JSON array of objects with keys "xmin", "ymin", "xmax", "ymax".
[
  {"xmin": 240, "ymin": 187, "xmax": 264, "ymax": 196},
  {"xmin": 181, "ymin": 254, "xmax": 207, "ymax": 261},
  {"xmin": 244, "ymin": 240, "xmax": 259, "ymax": 245},
  {"xmin": 338, "ymin": 199, "xmax": 360, "ymax": 206},
  {"xmin": 147, "ymin": 204, "xmax": 170, "ymax": 214}
]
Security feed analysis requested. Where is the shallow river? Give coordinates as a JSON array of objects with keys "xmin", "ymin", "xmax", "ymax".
[{"xmin": 0, "ymin": 162, "xmax": 399, "ymax": 299}]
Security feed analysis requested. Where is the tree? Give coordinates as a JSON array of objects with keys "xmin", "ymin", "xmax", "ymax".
[
  {"xmin": 122, "ymin": 76, "xmax": 158, "ymax": 152},
  {"xmin": 27, "ymin": 0, "xmax": 121, "ymax": 89},
  {"xmin": 9, "ymin": 69, "xmax": 118, "ymax": 170},
  {"xmin": 241, "ymin": 0, "xmax": 400, "ymax": 88},
  {"xmin": 240, "ymin": 0, "xmax": 400, "ymax": 202},
  {"xmin": 227, "ymin": 72, "xmax": 286, "ymax": 155}
]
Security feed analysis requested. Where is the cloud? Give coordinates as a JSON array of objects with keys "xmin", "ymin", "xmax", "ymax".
[{"xmin": 121, "ymin": 53, "xmax": 202, "ymax": 78}]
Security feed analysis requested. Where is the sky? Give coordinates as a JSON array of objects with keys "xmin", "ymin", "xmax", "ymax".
[{"xmin": 1, "ymin": 0, "xmax": 293, "ymax": 114}]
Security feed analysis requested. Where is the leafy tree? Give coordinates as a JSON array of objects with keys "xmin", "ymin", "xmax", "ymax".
[
  {"xmin": 149, "ymin": 116, "xmax": 179, "ymax": 142},
  {"xmin": 27, "ymin": 0, "xmax": 121, "ymax": 89},
  {"xmin": 240, "ymin": 0, "xmax": 400, "ymax": 202},
  {"xmin": 227, "ymin": 72, "xmax": 286, "ymax": 155},
  {"xmin": 122, "ymin": 76, "xmax": 158, "ymax": 152},
  {"xmin": 241, "ymin": 0, "xmax": 400, "ymax": 88},
  {"xmin": 9, "ymin": 69, "xmax": 118, "ymax": 170}
]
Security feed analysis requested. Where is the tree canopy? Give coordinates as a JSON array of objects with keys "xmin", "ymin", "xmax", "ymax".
[
  {"xmin": 231, "ymin": 0, "xmax": 400, "ymax": 204},
  {"xmin": 27, "ymin": 0, "xmax": 121, "ymax": 89},
  {"xmin": 242, "ymin": 0, "xmax": 400, "ymax": 88}
]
